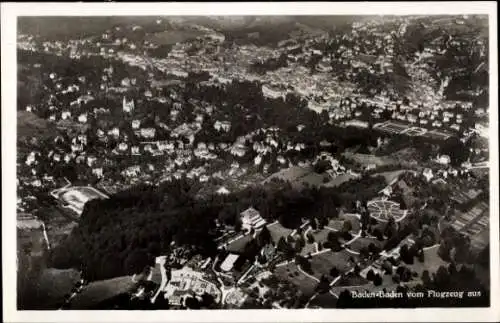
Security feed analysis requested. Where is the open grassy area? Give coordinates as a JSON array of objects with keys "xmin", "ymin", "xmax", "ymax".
[
  {"xmin": 146, "ymin": 29, "xmax": 205, "ymax": 45},
  {"xmin": 330, "ymin": 273, "xmax": 398, "ymax": 296},
  {"xmin": 323, "ymin": 173, "xmax": 360, "ymax": 187},
  {"xmin": 406, "ymin": 245, "xmax": 448, "ymax": 279},
  {"xmin": 347, "ymin": 237, "xmax": 383, "ymax": 253},
  {"xmin": 226, "ymin": 234, "xmax": 254, "ymax": 253},
  {"xmin": 373, "ymin": 170, "xmax": 408, "ymax": 185},
  {"xmin": 308, "ymin": 292, "xmax": 338, "ymax": 308},
  {"xmin": 70, "ymin": 275, "xmax": 137, "ymax": 309},
  {"xmin": 18, "ymin": 261, "xmax": 81, "ymax": 310},
  {"xmin": 309, "ymin": 250, "xmax": 358, "ymax": 279},
  {"xmin": 267, "ymin": 222, "xmax": 293, "ymax": 245},
  {"xmin": 17, "ymin": 111, "xmax": 56, "ymax": 141},
  {"xmin": 342, "ymin": 151, "xmax": 398, "ymax": 167},
  {"xmin": 334, "ymin": 272, "xmax": 370, "ymax": 287},
  {"xmin": 274, "ymin": 262, "xmax": 318, "ymax": 296}
]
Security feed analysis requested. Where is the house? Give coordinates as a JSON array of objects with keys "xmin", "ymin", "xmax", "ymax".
[
  {"xmin": 240, "ymin": 207, "xmax": 267, "ymax": 231},
  {"xmin": 214, "ymin": 120, "xmax": 231, "ymax": 132},
  {"xmin": 216, "ymin": 187, "xmax": 230, "ymax": 195},
  {"xmin": 131, "ymin": 146, "xmax": 140, "ymax": 155},
  {"xmin": 423, "ymin": 168, "xmax": 434, "ymax": 182},
  {"xmin": 87, "ymin": 156, "xmax": 97, "ymax": 167},
  {"xmin": 25, "ymin": 152, "xmax": 37, "ymax": 166},
  {"xmin": 220, "ymin": 253, "xmax": 240, "ymax": 272},
  {"xmin": 262, "ymin": 84, "xmax": 285, "ymax": 99},
  {"xmin": 254, "ymin": 154, "xmax": 263, "ymax": 166},
  {"xmin": 108, "ymin": 127, "xmax": 120, "ymax": 138},
  {"xmin": 78, "ymin": 113, "xmax": 88, "ymax": 123},
  {"xmin": 123, "ymin": 96, "xmax": 135, "ymax": 113},
  {"xmin": 61, "ymin": 111, "xmax": 72, "ymax": 120},
  {"xmin": 118, "ymin": 142, "xmax": 128, "ymax": 151},
  {"xmin": 437, "ymin": 154, "xmax": 451, "ymax": 166},
  {"xmin": 92, "ymin": 168, "xmax": 103, "ymax": 178},
  {"xmin": 140, "ymin": 128, "xmax": 156, "ymax": 139},
  {"xmin": 131, "ymin": 120, "xmax": 141, "ymax": 129}
]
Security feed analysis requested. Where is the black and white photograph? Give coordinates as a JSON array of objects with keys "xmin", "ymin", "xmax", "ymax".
[{"xmin": 2, "ymin": 2, "xmax": 499, "ymax": 322}]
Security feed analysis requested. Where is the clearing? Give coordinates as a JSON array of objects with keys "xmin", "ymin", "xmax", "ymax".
[{"xmin": 309, "ymin": 250, "xmax": 359, "ymax": 279}]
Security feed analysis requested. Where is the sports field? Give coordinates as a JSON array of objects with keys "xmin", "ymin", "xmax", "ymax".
[
  {"xmin": 51, "ymin": 186, "xmax": 109, "ymax": 215},
  {"xmin": 374, "ymin": 121, "xmax": 409, "ymax": 134}
]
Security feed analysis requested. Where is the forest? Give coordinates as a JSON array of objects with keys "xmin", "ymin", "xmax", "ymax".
[{"xmin": 49, "ymin": 174, "xmax": 387, "ymax": 281}]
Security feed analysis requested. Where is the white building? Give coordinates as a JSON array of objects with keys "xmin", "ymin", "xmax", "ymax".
[
  {"xmin": 140, "ymin": 128, "xmax": 156, "ymax": 139},
  {"xmin": 423, "ymin": 168, "xmax": 434, "ymax": 182},
  {"xmin": 220, "ymin": 253, "xmax": 240, "ymax": 272},
  {"xmin": 216, "ymin": 187, "xmax": 230, "ymax": 195},
  {"xmin": 78, "ymin": 113, "xmax": 88, "ymax": 123},
  {"xmin": 240, "ymin": 207, "xmax": 267, "ymax": 231},
  {"xmin": 131, "ymin": 120, "xmax": 141, "ymax": 129},
  {"xmin": 437, "ymin": 154, "xmax": 451, "ymax": 166},
  {"xmin": 123, "ymin": 96, "xmax": 135, "ymax": 113}
]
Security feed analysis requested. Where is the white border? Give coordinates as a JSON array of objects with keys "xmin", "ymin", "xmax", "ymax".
[{"xmin": 2, "ymin": 2, "xmax": 498, "ymax": 322}]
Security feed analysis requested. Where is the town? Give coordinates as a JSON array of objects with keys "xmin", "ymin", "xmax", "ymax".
[{"xmin": 16, "ymin": 15, "xmax": 490, "ymax": 310}]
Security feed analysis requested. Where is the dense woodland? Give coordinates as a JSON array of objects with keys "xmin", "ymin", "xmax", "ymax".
[{"xmin": 49, "ymin": 174, "xmax": 387, "ymax": 281}]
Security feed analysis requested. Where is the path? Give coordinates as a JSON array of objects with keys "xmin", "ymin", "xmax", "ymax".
[
  {"xmin": 150, "ymin": 258, "xmax": 167, "ymax": 304},
  {"xmin": 297, "ymin": 264, "xmax": 320, "ymax": 283}
]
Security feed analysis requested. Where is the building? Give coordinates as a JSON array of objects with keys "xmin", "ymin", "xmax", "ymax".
[
  {"xmin": 240, "ymin": 207, "xmax": 267, "ymax": 231},
  {"xmin": 437, "ymin": 154, "xmax": 451, "ymax": 166},
  {"xmin": 216, "ymin": 187, "xmax": 230, "ymax": 195},
  {"xmin": 162, "ymin": 267, "xmax": 221, "ymax": 306},
  {"xmin": 220, "ymin": 253, "xmax": 240, "ymax": 272},
  {"xmin": 423, "ymin": 168, "xmax": 434, "ymax": 182},
  {"xmin": 262, "ymin": 84, "xmax": 286, "ymax": 99},
  {"xmin": 123, "ymin": 96, "xmax": 135, "ymax": 113}
]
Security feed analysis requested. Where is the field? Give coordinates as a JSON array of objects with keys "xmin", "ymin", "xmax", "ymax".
[
  {"xmin": 308, "ymin": 292, "xmax": 338, "ymax": 308},
  {"xmin": 373, "ymin": 170, "xmax": 409, "ymax": 185},
  {"xmin": 423, "ymin": 129, "xmax": 453, "ymax": 140},
  {"xmin": 342, "ymin": 152, "xmax": 398, "ymax": 167},
  {"xmin": 146, "ymin": 29, "xmax": 205, "ymax": 45},
  {"xmin": 52, "ymin": 186, "xmax": 109, "ymax": 216},
  {"xmin": 334, "ymin": 272, "xmax": 370, "ymax": 287},
  {"xmin": 403, "ymin": 127, "xmax": 428, "ymax": 136},
  {"xmin": 263, "ymin": 165, "xmax": 312, "ymax": 185},
  {"xmin": 330, "ymin": 273, "xmax": 399, "ymax": 297},
  {"xmin": 323, "ymin": 173, "xmax": 360, "ymax": 187},
  {"xmin": 267, "ymin": 222, "xmax": 293, "ymax": 245},
  {"xmin": 275, "ymin": 262, "xmax": 318, "ymax": 296},
  {"xmin": 17, "ymin": 112, "xmax": 56, "ymax": 153},
  {"xmin": 367, "ymin": 199, "xmax": 407, "ymax": 222},
  {"xmin": 226, "ymin": 234, "xmax": 254, "ymax": 253},
  {"xmin": 309, "ymin": 250, "xmax": 359, "ymax": 279},
  {"xmin": 450, "ymin": 202, "xmax": 488, "ymax": 232},
  {"xmin": 263, "ymin": 165, "xmax": 356, "ymax": 189},
  {"xmin": 406, "ymin": 245, "xmax": 448, "ymax": 280},
  {"xmin": 347, "ymin": 237, "xmax": 383, "ymax": 253},
  {"xmin": 18, "ymin": 266, "xmax": 81, "ymax": 310},
  {"xmin": 70, "ymin": 275, "xmax": 137, "ymax": 309}
]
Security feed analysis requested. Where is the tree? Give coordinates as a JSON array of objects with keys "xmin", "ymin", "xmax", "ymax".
[
  {"xmin": 277, "ymin": 237, "xmax": 288, "ymax": 252},
  {"xmin": 342, "ymin": 220, "xmax": 353, "ymax": 233},
  {"xmin": 295, "ymin": 255, "xmax": 312, "ymax": 274},
  {"xmin": 373, "ymin": 274, "xmax": 383, "ymax": 286},
  {"xmin": 367, "ymin": 269, "xmax": 376, "ymax": 281},
  {"xmin": 257, "ymin": 226, "xmax": 271, "ymax": 247},
  {"xmin": 330, "ymin": 266, "xmax": 339, "ymax": 278},
  {"xmin": 316, "ymin": 275, "xmax": 330, "ymax": 293},
  {"xmin": 421, "ymin": 270, "xmax": 431, "ymax": 286}
]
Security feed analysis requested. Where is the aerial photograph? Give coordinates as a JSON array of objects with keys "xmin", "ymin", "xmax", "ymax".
[{"xmin": 15, "ymin": 15, "xmax": 491, "ymax": 310}]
